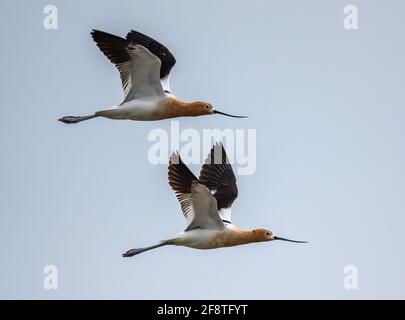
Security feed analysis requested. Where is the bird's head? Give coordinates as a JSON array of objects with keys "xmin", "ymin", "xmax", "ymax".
[
  {"xmin": 252, "ymin": 228, "xmax": 307, "ymax": 244},
  {"xmin": 252, "ymin": 228, "xmax": 275, "ymax": 242},
  {"xmin": 190, "ymin": 101, "xmax": 247, "ymax": 118}
]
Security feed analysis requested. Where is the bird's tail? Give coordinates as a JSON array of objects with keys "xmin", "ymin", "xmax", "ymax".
[
  {"xmin": 58, "ymin": 114, "xmax": 98, "ymax": 124},
  {"xmin": 122, "ymin": 242, "xmax": 168, "ymax": 257}
]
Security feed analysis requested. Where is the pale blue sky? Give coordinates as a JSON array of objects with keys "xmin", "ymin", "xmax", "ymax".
[{"xmin": 0, "ymin": 0, "xmax": 404, "ymax": 299}]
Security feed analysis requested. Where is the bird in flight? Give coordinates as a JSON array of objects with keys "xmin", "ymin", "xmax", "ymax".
[
  {"xmin": 59, "ymin": 30, "xmax": 246, "ymax": 124},
  {"xmin": 123, "ymin": 143, "xmax": 306, "ymax": 257}
]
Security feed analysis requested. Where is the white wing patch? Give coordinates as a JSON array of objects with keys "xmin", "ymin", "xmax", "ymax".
[
  {"xmin": 218, "ymin": 207, "xmax": 232, "ymax": 223},
  {"xmin": 177, "ymin": 182, "xmax": 225, "ymax": 231},
  {"xmin": 160, "ymin": 75, "xmax": 171, "ymax": 93},
  {"xmin": 122, "ymin": 44, "xmax": 166, "ymax": 102}
]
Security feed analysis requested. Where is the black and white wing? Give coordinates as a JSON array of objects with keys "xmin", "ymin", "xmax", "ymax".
[
  {"xmin": 126, "ymin": 30, "xmax": 176, "ymax": 94},
  {"xmin": 91, "ymin": 30, "xmax": 166, "ymax": 102},
  {"xmin": 199, "ymin": 143, "xmax": 238, "ymax": 223},
  {"xmin": 168, "ymin": 152, "xmax": 225, "ymax": 231}
]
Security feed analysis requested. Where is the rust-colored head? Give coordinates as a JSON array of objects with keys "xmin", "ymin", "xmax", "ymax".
[
  {"xmin": 188, "ymin": 101, "xmax": 215, "ymax": 116},
  {"xmin": 188, "ymin": 101, "xmax": 247, "ymax": 118},
  {"xmin": 252, "ymin": 228, "xmax": 274, "ymax": 242}
]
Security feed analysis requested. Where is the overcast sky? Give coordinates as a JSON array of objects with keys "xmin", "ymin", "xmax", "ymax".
[{"xmin": 1, "ymin": 0, "xmax": 404, "ymax": 299}]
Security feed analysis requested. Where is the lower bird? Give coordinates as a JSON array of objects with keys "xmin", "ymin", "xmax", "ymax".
[
  {"xmin": 123, "ymin": 143, "xmax": 306, "ymax": 257},
  {"xmin": 59, "ymin": 29, "xmax": 245, "ymax": 124}
]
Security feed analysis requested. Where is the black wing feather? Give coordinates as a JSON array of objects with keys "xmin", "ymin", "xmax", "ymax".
[
  {"xmin": 91, "ymin": 30, "xmax": 134, "ymax": 93},
  {"xmin": 168, "ymin": 152, "xmax": 198, "ymax": 194},
  {"xmin": 126, "ymin": 30, "xmax": 176, "ymax": 79},
  {"xmin": 199, "ymin": 143, "xmax": 238, "ymax": 210},
  {"xmin": 91, "ymin": 30, "xmax": 130, "ymax": 64}
]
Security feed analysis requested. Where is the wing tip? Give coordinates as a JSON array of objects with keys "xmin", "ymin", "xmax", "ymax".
[
  {"xmin": 203, "ymin": 141, "xmax": 229, "ymax": 166},
  {"xmin": 90, "ymin": 29, "xmax": 107, "ymax": 40},
  {"xmin": 168, "ymin": 151, "xmax": 199, "ymax": 194},
  {"xmin": 169, "ymin": 150, "xmax": 181, "ymax": 165},
  {"xmin": 90, "ymin": 29, "xmax": 128, "ymax": 44},
  {"xmin": 126, "ymin": 29, "xmax": 144, "ymax": 39}
]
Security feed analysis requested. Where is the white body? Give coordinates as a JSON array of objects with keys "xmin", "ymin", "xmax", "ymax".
[
  {"xmin": 164, "ymin": 223, "xmax": 239, "ymax": 250},
  {"xmin": 96, "ymin": 98, "xmax": 163, "ymax": 121}
]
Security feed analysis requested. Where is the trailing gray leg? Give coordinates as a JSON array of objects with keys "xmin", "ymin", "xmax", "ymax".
[
  {"xmin": 58, "ymin": 115, "xmax": 98, "ymax": 124},
  {"xmin": 122, "ymin": 243, "xmax": 167, "ymax": 257}
]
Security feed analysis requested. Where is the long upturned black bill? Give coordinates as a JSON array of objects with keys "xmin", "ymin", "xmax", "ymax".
[
  {"xmin": 213, "ymin": 110, "xmax": 248, "ymax": 118},
  {"xmin": 273, "ymin": 236, "xmax": 307, "ymax": 243}
]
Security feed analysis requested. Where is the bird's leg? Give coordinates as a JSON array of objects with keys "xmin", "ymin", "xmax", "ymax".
[
  {"xmin": 58, "ymin": 115, "xmax": 99, "ymax": 124},
  {"xmin": 122, "ymin": 243, "xmax": 167, "ymax": 257}
]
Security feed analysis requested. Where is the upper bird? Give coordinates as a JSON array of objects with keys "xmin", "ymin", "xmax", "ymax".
[
  {"xmin": 123, "ymin": 143, "xmax": 306, "ymax": 257},
  {"xmin": 59, "ymin": 30, "xmax": 246, "ymax": 124}
]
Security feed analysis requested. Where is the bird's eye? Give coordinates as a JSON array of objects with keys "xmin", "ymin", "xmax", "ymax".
[
  {"xmin": 205, "ymin": 105, "xmax": 210, "ymax": 109},
  {"xmin": 266, "ymin": 232, "xmax": 270, "ymax": 236}
]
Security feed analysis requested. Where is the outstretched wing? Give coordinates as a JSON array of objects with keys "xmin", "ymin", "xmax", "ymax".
[
  {"xmin": 126, "ymin": 30, "xmax": 176, "ymax": 94},
  {"xmin": 168, "ymin": 152, "xmax": 225, "ymax": 231},
  {"xmin": 199, "ymin": 143, "xmax": 238, "ymax": 223},
  {"xmin": 91, "ymin": 30, "xmax": 166, "ymax": 102}
]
